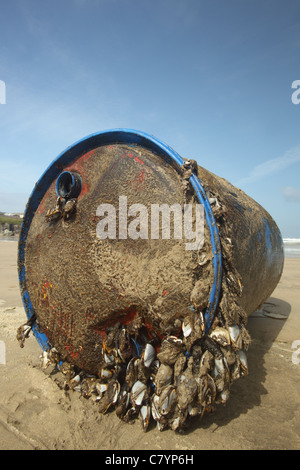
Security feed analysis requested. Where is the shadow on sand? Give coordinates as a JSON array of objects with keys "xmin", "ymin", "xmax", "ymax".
[{"xmin": 184, "ymin": 296, "xmax": 291, "ymax": 433}]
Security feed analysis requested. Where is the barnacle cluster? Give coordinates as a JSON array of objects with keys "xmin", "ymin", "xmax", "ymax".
[
  {"xmin": 45, "ymin": 196, "xmax": 77, "ymax": 222},
  {"xmin": 38, "ymin": 309, "xmax": 250, "ymax": 432}
]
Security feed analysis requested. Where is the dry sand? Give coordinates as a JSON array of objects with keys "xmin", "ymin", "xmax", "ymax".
[{"xmin": 0, "ymin": 240, "xmax": 299, "ymax": 450}]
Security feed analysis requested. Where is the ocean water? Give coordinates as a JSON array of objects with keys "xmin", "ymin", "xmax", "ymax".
[{"xmin": 283, "ymin": 238, "xmax": 300, "ymax": 258}]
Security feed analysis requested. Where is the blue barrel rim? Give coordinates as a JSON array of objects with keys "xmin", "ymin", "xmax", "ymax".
[{"xmin": 18, "ymin": 128, "xmax": 222, "ymax": 351}]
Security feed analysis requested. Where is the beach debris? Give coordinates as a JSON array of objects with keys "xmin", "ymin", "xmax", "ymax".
[
  {"xmin": 142, "ymin": 343, "xmax": 156, "ymax": 368},
  {"xmin": 45, "ymin": 197, "xmax": 65, "ymax": 222},
  {"xmin": 18, "ymin": 181, "xmax": 253, "ymax": 431},
  {"xmin": 140, "ymin": 403, "xmax": 151, "ymax": 432},
  {"xmin": 63, "ymin": 198, "xmax": 77, "ymax": 219},
  {"xmin": 17, "ymin": 159, "xmax": 255, "ymax": 433},
  {"xmin": 209, "ymin": 326, "xmax": 231, "ymax": 347},
  {"xmin": 40, "ymin": 351, "xmax": 51, "ymax": 369},
  {"xmin": 45, "ymin": 196, "xmax": 77, "ymax": 222},
  {"xmin": 16, "ymin": 314, "xmax": 36, "ymax": 348},
  {"xmin": 30, "ymin": 305, "xmax": 250, "ymax": 432}
]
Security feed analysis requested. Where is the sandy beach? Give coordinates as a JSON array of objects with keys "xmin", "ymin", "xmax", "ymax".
[{"xmin": 0, "ymin": 240, "xmax": 299, "ymax": 450}]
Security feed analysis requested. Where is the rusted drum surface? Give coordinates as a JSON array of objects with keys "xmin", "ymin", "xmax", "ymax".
[{"xmin": 18, "ymin": 129, "xmax": 284, "ymax": 430}]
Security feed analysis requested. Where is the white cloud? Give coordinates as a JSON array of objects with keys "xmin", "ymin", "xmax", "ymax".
[
  {"xmin": 281, "ymin": 186, "xmax": 300, "ymax": 202},
  {"xmin": 236, "ymin": 145, "xmax": 300, "ymax": 186}
]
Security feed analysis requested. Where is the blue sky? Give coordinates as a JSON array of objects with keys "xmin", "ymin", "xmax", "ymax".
[{"xmin": 0, "ymin": 0, "xmax": 300, "ymax": 237}]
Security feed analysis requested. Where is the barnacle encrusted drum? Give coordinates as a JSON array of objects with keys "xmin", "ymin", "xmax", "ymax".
[{"xmin": 17, "ymin": 129, "xmax": 284, "ymax": 432}]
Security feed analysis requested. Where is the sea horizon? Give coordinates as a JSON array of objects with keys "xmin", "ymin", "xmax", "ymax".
[{"xmin": 282, "ymin": 238, "xmax": 300, "ymax": 258}]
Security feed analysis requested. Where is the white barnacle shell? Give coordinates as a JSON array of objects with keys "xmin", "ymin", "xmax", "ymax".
[
  {"xmin": 40, "ymin": 351, "xmax": 51, "ymax": 369},
  {"xmin": 95, "ymin": 383, "xmax": 108, "ymax": 397},
  {"xmin": 228, "ymin": 325, "xmax": 242, "ymax": 349},
  {"xmin": 214, "ymin": 356, "xmax": 229, "ymax": 376},
  {"xmin": 182, "ymin": 319, "xmax": 192, "ymax": 337},
  {"xmin": 104, "ymin": 352, "xmax": 115, "ymax": 364},
  {"xmin": 131, "ymin": 380, "xmax": 147, "ymax": 407},
  {"xmin": 159, "ymin": 385, "xmax": 176, "ymax": 416},
  {"xmin": 198, "ymin": 373, "xmax": 216, "ymax": 406},
  {"xmin": 213, "ymin": 357, "xmax": 230, "ymax": 392},
  {"xmin": 112, "ymin": 381, "xmax": 120, "ymax": 404},
  {"xmin": 154, "ymin": 364, "xmax": 173, "ymax": 395},
  {"xmin": 102, "ymin": 344, "xmax": 115, "ymax": 364},
  {"xmin": 170, "ymin": 416, "xmax": 181, "ymax": 431},
  {"xmin": 70, "ymin": 374, "xmax": 81, "ymax": 386},
  {"xmin": 64, "ymin": 198, "xmax": 76, "ymax": 213},
  {"xmin": 221, "ymin": 388, "xmax": 230, "ymax": 401},
  {"xmin": 198, "ymin": 254, "xmax": 208, "ymax": 266},
  {"xmin": 100, "ymin": 367, "xmax": 114, "ymax": 380},
  {"xmin": 209, "ymin": 327, "xmax": 230, "ymax": 347},
  {"xmin": 196, "ymin": 311, "xmax": 205, "ymax": 333},
  {"xmin": 217, "ymin": 387, "xmax": 230, "ymax": 405},
  {"xmin": 151, "ymin": 394, "xmax": 161, "ymax": 421},
  {"xmin": 140, "ymin": 404, "xmax": 151, "ymax": 432},
  {"xmin": 143, "ymin": 343, "xmax": 156, "ymax": 368},
  {"xmin": 188, "ymin": 403, "xmax": 202, "ymax": 416},
  {"xmin": 238, "ymin": 350, "xmax": 248, "ymax": 375},
  {"xmin": 199, "ymin": 350, "xmax": 214, "ymax": 376}
]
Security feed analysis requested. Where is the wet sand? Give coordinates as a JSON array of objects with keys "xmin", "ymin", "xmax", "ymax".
[{"xmin": 0, "ymin": 240, "xmax": 299, "ymax": 450}]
